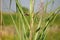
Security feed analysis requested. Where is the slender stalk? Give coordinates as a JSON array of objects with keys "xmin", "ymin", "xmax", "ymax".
[
  {"xmin": 9, "ymin": 14, "xmax": 20, "ymax": 40},
  {"xmin": 40, "ymin": 0, "xmax": 44, "ymax": 14},
  {"xmin": 18, "ymin": 10, "xmax": 28, "ymax": 40},
  {"xmin": 16, "ymin": 0, "xmax": 30, "ymax": 30},
  {"xmin": 30, "ymin": 0, "xmax": 34, "ymax": 40},
  {"xmin": 34, "ymin": 16, "xmax": 42, "ymax": 40}
]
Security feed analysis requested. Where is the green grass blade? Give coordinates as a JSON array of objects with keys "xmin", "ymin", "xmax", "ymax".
[
  {"xmin": 9, "ymin": 14, "xmax": 20, "ymax": 40},
  {"xmin": 16, "ymin": 0, "xmax": 30, "ymax": 30},
  {"xmin": 18, "ymin": 11, "xmax": 29, "ymax": 40},
  {"xmin": 30, "ymin": 0, "xmax": 35, "ymax": 40}
]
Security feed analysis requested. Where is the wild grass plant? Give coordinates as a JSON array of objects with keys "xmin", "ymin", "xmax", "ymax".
[{"xmin": 2, "ymin": 0, "xmax": 60, "ymax": 40}]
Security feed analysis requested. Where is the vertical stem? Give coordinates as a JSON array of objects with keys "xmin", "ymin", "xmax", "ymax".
[
  {"xmin": 40, "ymin": 0, "xmax": 44, "ymax": 15},
  {"xmin": 1, "ymin": 0, "xmax": 2, "ymax": 34},
  {"xmin": 30, "ymin": 0, "xmax": 34, "ymax": 40},
  {"xmin": 1, "ymin": 0, "xmax": 2, "ymax": 25},
  {"xmin": 16, "ymin": 0, "xmax": 18, "ymax": 12}
]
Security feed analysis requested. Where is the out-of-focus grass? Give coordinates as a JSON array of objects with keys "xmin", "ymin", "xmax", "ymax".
[
  {"xmin": 1, "ymin": 12, "xmax": 60, "ymax": 40},
  {"xmin": 0, "ymin": 12, "xmax": 1, "ymax": 25},
  {"xmin": 2, "ymin": 36, "xmax": 14, "ymax": 40},
  {"xmin": 1, "ymin": 0, "xmax": 60, "ymax": 40},
  {"xmin": 54, "ymin": 14, "xmax": 60, "ymax": 25},
  {"xmin": 2, "ymin": 34, "xmax": 20, "ymax": 40},
  {"xmin": 45, "ymin": 27, "xmax": 60, "ymax": 40},
  {"xmin": 2, "ymin": 13, "xmax": 19, "ymax": 26},
  {"xmin": 2, "ymin": 13, "xmax": 60, "ymax": 26}
]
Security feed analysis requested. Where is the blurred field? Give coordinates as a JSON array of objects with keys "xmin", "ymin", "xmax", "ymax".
[{"xmin": 0, "ymin": 12, "xmax": 60, "ymax": 40}]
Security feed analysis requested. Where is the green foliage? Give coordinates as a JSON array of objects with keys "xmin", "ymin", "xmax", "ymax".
[{"xmin": 2, "ymin": 0, "xmax": 60, "ymax": 40}]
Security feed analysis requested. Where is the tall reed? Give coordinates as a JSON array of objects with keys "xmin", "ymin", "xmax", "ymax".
[{"xmin": 9, "ymin": 0, "xmax": 60, "ymax": 40}]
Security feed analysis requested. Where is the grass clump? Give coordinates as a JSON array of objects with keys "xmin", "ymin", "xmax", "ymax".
[{"xmin": 1, "ymin": 0, "xmax": 60, "ymax": 40}]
